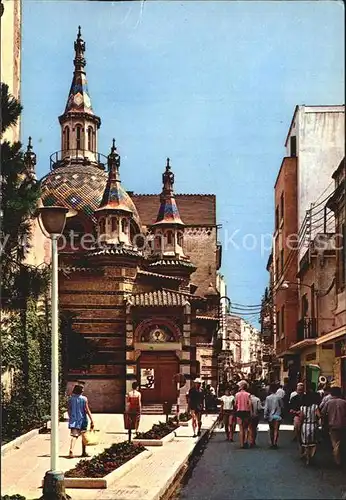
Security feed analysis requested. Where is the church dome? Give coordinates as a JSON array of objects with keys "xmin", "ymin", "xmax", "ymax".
[{"xmin": 41, "ymin": 164, "xmax": 141, "ymax": 226}]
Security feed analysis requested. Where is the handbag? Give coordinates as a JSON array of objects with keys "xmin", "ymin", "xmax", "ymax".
[{"xmin": 83, "ymin": 430, "xmax": 99, "ymax": 446}]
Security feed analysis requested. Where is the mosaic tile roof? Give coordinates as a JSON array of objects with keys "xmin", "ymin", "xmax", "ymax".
[
  {"xmin": 96, "ymin": 140, "xmax": 138, "ymax": 217},
  {"xmin": 41, "ymin": 165, "xmax": 108, "ymax": 222},
  {"xmin": 131, "ymin": 289, "xmax": 200, "ymax": 307},
  {"xmin": 41, "ymin": 161, "xmax": 140, "ymax": 226},
  {"xmin": 154, "ymin": 159, "xmax": 184, "ymax": 226}
]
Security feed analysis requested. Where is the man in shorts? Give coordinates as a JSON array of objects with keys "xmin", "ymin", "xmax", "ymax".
[
  {"xmin": 235, "ymin": 380, "xmax": 252, "ymax": 448},
  {"xmin": 187, "ymin": 378, "xmax": 205, "ymax": 438}
]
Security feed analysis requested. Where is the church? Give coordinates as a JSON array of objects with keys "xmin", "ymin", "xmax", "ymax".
[{"xmin": 41, "ymin": 27, "xmax": 222, "ymax": 412}]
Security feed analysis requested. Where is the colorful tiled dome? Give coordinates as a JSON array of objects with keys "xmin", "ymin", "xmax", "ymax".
[{"xmin": 40, "ymin": 164, "xmax": 141, "ymax": 225}]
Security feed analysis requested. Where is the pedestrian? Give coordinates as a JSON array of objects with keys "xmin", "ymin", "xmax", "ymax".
[
  {"xmin": 264, "ymin": 382, "xmax": 283, "ymax": 449},
  {"xmin": 187, "ymin": 378, "xmax": 205, "ymax": 438},
  {"xmin": 276, "ymin": 384, "xmax": 285, "ymax": 399},
  {"xmin": 289, "ymin": 382, "xmax": 305, "ymax": 442},
  {"xmin": 235, "ymin": 380, "xmax": 252, "ymax": 449},
  {"xmin": 249, "ymin": 386, "xmax": 262, "ymax": 447},
  {"xmin": 126, "ymin": 382, "xmax": 142, "ymax": 434},
  {"xmin": 219, "ymin": 386, "xmax": 236, "ymax": 441},
  {"xmin": 67, "ymin": 384, "xmax": 94, "ymax": 458},
  {"xmin": 321, "ymin": 386, "xmax": 346, "ymax": 466},
  {"xmin": 299, "ymin": 392, "xmax": 321, "ymax": 465},
  {"xmin": 319, "ymin": 385, "xmax": 332, "ymax": 442}
]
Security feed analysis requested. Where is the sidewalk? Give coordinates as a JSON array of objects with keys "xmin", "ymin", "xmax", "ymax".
[{"xmin": 1, "ymin": 414, "xmax": 217, "ymax": 500}]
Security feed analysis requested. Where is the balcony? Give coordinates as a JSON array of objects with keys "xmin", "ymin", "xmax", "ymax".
[
  {"xmin": 297, "ymin": 318, "xmax": 317, "ymax": 342},
  {"xmin": 50, "ymin": 149, "xmax": 108, "ymax": 171}
]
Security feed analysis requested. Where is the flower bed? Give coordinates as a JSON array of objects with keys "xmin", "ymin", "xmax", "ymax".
[
  {"xmin": 135, "ymin": 419, "xmax": 179, "ymax": 441},
  {"xmin": 65, "ymin": 441, "xmax": 146, "ymax": 479}
]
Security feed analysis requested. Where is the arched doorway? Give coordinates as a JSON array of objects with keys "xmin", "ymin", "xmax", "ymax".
[{"xmin": 139, "ymin": 352, "xmax": 179, "ymax": 405}]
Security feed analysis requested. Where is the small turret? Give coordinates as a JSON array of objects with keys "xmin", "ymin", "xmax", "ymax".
[
  {"xmin": 94, "ymin": 140, "xmax": 135, "ymax": 246},
  {"xmin": 152, "ymin": 158, "xmax": 185, "ymax": 258}
]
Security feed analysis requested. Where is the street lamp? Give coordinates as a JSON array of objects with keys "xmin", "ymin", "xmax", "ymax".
[
  {"xmin": 38, "ymin": 205, "xmax": 73, "ymax": 500},
  {"xmin": 281, "ymin": 280, "xmax": 313, "ymax": 290}
]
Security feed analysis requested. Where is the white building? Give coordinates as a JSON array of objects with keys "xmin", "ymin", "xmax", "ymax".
[
  {"xmin": 284, "ymin": 105, "xmax": 345, "ymax": 261},
  {"xmin": 239, "ymin": 319, "xmax": 261, "ymax": 377}
]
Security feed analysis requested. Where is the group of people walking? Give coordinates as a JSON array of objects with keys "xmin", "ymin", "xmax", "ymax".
[
  {"xmin": 187, "ymin": 377, "xmax": 346, "ymax": 467},
  {"xmin": 289, "ymin": 382, "xmax": 346, "ymax": 465},
  {"xmin": 66, "ymin": 377, "xmax": 346, "ymax": 468}
]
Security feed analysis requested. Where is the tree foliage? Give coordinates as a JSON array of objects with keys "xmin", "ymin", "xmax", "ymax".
[{"xmin": 1, "ymin": 82, "xmax": 48, "ymax": 311}]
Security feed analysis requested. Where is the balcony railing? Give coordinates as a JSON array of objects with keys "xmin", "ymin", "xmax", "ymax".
[
  {"xmin": 297, "ymin": 318, "xmax": 317, "ymax": 342},
  {"xmin": 50, "ymin": 149, "xmax": 108, "ymax": 171}
]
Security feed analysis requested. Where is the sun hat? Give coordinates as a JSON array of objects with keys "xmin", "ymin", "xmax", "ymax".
[{"xmin": 194, "ymin": 378, "xmax": 202, "ymax": 384}]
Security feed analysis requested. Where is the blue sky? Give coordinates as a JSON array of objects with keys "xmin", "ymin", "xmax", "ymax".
[{"xmin": 21, "ymin": 1, "xmax": 344, "ymax": 325}]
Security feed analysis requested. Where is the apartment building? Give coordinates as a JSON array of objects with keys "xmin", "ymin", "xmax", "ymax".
[{"xmin": 271, "ymin": 105, "xmax": 345, "ymax": 385}]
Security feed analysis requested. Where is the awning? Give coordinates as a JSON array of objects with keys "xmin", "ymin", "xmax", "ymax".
[{"xmin": 316, "ymin": 326, "xmax": 346, "ymax": 345}]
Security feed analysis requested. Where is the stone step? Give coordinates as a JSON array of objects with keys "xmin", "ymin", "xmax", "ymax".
[{"xmin": 141, "ymin": 404, "xmax": 180, "ymax": 415}]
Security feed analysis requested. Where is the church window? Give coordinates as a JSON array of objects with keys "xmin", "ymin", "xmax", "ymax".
[
  {"xmin": 87, "ymin": 126, "xmax": 93, "ymax": 151},
  {"xmin": 121, "ymin": 219, "xmax": 128, "ymax": 233},
  {"xmin": 166, "ymin": 231, "xmax": 173, "ymax": 244},
  {"xmin": 99, "ymin": 218, "xmax": 106, "ymax": 234},
  {"xmin": 63, "ymin": 126, "xmax": 70, "ymax": 150},
  {"xmin": 177, "ymin": 231, "xmax": 183, "ymax": 246},
  {"xmin": 111, "ymin": 217, "xmax": 117, "ymax": 232},
  {"xmin": 76, "ymin": 125, "xmax": 83, "ymax": 150}
]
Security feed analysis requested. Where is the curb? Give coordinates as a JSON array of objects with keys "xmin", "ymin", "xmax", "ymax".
[
  {"xmin": 1, "ymin": 428, "xmax": 40, "ymax": 457},
  {"xmin": 1, "ymin": 415, "xmax": 68, "ymax": 457},
  {"xmin": 156, "ymin": 417, "xmax": 218, "ymax": 500}
]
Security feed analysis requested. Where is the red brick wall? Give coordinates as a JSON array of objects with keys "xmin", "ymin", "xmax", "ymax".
[
  {"xmin": 274, "ymin": 157, "xmax": 299, "ymax": 353},
  {"xmin": 131, "ymin": 194, "xmax": 216, "ymax": 226}
]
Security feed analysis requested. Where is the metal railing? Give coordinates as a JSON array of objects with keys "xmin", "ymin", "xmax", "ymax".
[
  {"xmin": 50, "ymin": 149, "xmax": 108, "ymax": 171},
  {"xmin": 297, "ymin": 318, "xmax": 317, "ymax": 342}
]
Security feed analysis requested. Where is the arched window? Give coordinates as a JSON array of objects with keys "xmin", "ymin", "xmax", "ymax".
[
  {"xmin": 121, "ymin": 219, "xmax": 128, "ymax": 233},
  {"xmin": 63, "ymin": 126, "xmax": 70, "ymax": 150},
  {"xmin": 76, "ymin": 125, "xmax": 83, "ymax": 150},
  {"xmin": 177, "ymin": 231, "xmax": 183, "ymax": 246},
  {"xmin": 99, "ymin": 218, "xmax": 106, "ymax": 234},
  {"xmin": 166, "ymin": 231, "xmax": 173, "ymax": 245},
  {"xmin": 111, "ymin": 217, "xmax": 117, "ymax": 232},
  {"xmin": 87, "ymin": 126, "xmax": 93, "ymax": 151}
]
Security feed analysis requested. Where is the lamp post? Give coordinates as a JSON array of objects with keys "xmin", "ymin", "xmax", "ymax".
[{"xmin": 38, "ymin": 206, "xmax": 70, "ymax": 500}]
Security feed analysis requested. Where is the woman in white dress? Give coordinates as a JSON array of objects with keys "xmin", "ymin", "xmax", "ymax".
[{"xmin": 299, "ymin": 392, "xmax": 321, "ymax": 465}]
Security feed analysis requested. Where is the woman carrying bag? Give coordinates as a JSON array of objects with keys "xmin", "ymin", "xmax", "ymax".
[{"xmin": 67, "ymin": 384, "xmax": 94, "ymax": 458}]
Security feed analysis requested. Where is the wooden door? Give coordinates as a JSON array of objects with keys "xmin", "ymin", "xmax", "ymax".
[{"xmin": 139, "ymin": 352, "xmax": 179, "ymax": 404}]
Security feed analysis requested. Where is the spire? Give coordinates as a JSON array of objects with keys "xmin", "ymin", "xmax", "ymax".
[
  {"xmin": 23, "ymin": 137, "xmax": 37, "ymax": 179},
  {"xmin": 62, "ymin": 26, "xmax": 97, "ymax": 118},
  {"xmin": 96, "ymin": 140, "xmax": 133, "ymax": 213},
  {"xmin": 154, "ymin": 158, "xmax": 184, "ymax": 226}
]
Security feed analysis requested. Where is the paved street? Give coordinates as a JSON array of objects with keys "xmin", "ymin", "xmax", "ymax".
[
  {"xmin": 175, "ymin": 424, "xmax": 346, "ymax": 500},
  {"xmin": 1, "ymin": 414, "xmax": 217, "ymax": 500}
]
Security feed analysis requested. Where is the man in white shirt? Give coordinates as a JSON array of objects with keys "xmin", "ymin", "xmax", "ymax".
[
  {"xmin": 276, "ymin": 385, "xmax": 285, "ymax": 399},
  {"xmin": 249, "ymin": 386, "xmax": 262, "ymax": 447},
  {"xmin": 219, "ymin": 387, "xmax": 236, "ymax": 441}
]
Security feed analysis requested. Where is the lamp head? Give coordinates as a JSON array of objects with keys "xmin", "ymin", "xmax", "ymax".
[
  {"xmin": 38, "ymin": 205, "xmax": 74, "ymax": 236},
  {"xmin": 281, "ymin": 281, "xmax": 290, "ymax": 289}
]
